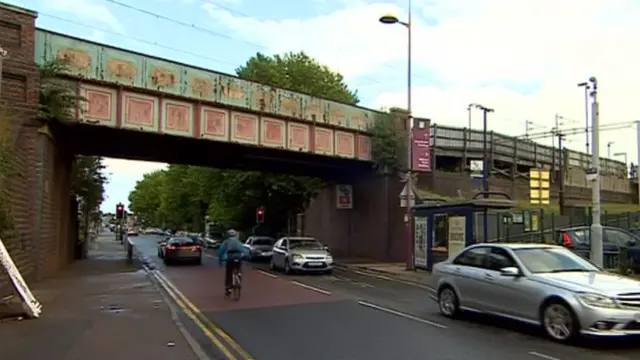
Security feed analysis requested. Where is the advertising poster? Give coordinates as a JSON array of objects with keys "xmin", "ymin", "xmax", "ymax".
[
  {"xmin": 414, "ymin": 216, "xmax": 428, "ymax": 268},
  {"xmin": 411, "ymin": 120, "xmax": 431, "ymax": 172},
  {"xmin": 335, "ymin": 184, "xmax": 353, "ymax": 209},
  {"xmin": 448, "ymin": 216, "xmax": 466, "ymax": 258}
]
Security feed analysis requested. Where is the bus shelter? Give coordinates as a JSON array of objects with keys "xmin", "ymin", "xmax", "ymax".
[{"xmin": 412, "ymin": 192, "xmax": 516, "ymax": 270}]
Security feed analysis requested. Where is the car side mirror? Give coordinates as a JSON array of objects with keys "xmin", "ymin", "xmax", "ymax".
[{"xmin": 500, "ymin": 267, "xmax": 520, "ymax": 277}]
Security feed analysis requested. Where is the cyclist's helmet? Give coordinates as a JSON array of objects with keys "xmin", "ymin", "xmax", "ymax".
[{"xmin": 227, "ymin": 229, "xmax": 237, "ymax": 237}]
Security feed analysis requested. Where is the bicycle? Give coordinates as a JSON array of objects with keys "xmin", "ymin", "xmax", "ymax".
[{"xmin": 226, "ymin": 258, "xmax": 242, "ymax": 301}]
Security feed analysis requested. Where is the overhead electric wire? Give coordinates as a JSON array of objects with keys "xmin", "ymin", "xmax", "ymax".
[{"xmin": 102, "ymin": 0, "xmax": 431, "ymax": 88}]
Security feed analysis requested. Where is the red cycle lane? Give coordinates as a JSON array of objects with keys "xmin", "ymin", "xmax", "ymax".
[{"xmin": 162, "ymin": 265, "xmax": 342, "ymax": 312}]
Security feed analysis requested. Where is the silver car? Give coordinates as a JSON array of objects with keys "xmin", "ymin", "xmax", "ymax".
[
  {"xmin": 244, "ymin": 236, "xmax": 276, "ymax": 261},
  {"xmin": 270, "ymin": 237, "xmax": 333, "ymax": 274},
  {"xmin": 433, "ymin": 243, "xmax": 640, "ymax": 342}
]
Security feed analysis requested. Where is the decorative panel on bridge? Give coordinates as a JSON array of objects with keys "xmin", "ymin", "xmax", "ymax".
[{"xmin": 34, "ymin": 30, "xmax": 383, "ymax": 161}]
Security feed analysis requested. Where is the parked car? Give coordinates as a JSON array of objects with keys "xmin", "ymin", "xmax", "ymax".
[
  {"xmin": 145, "ymin": 228, "xmax": 166, "ymax": 236},
  {"xmin": 244, "ymin": 236, "xmax": 276, "ymax": 261},
  {"xmin": 270, "ymin": 237, "xmax": 332, "ymax": 274},
  {"xmin": 555, "ymin": 226, "xmax": 640, "ymax": 273},
  {"xmin": 158, "ymin": 236, "xmax": 202, "ymax": 265},
  {"xmin": 434, "ymin": 243, "xmax": 640, "ymax": 342},
  {"xmin": 127, "ymin": 228, "xmax": 139, "ymax": 237}
]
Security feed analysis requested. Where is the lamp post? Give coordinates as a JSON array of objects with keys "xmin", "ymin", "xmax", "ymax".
[
  {"xmin": 578, "ymin": 82, "xmax": 591, "ymax": 157},
  {"xmin": 607, "ymin": 141, "xmax": 614, "ymax": 158},
  {"xmin": 380, "ymin": 1, "xmax": 413, "ymax": 270},
  {"xmin": 588, "ymin": 76, "xmax": 603, "ymax": 267},
  {"xmin": 474, "ymin": 104, "xmax": 493, "ymax": 243},
  {"xmin": 614, "ymin": 152, "xmax": 627, "ymax": 165}
]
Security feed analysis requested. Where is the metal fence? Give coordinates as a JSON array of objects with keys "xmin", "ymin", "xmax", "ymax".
[
  {"xmin": 478, "ymin": 209, "xmax": 640, "ymax": 243},
  {"xmin": 474, "ymin": 209, "xmax": 640, "ymax": 272}
]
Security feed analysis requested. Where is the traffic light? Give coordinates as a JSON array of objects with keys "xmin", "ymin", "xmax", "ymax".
[
  {"xmin": 256, "ymin": 207, "xmax": 265, "ymax": 224},
  {"xmin": 116, "ymin": 203, "xmax": 125, "ymax": 220}
]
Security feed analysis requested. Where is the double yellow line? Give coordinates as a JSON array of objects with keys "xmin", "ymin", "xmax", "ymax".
[{"xmin": 151, "ymin": 270, "xmax": 253, "ymax": 360}]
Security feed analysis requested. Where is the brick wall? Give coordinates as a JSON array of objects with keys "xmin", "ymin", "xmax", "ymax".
[{"xmin": 0, "ymin": 3, "xmax": 41, "ymax": 299}]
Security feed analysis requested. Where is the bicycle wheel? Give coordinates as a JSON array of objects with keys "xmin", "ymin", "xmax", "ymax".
[{"xmin": 232, "ymin": 272, "xmax": 241, "ymax": 301}]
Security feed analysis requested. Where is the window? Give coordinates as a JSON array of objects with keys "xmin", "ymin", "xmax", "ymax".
[
  {"xmin": 169, "ymin": 237, "xmax": 195, "ymax": 245},
  {"xmin": 453, "ymin": 247, "xmax": 489, "ymax": 268},
  {"xmin": 486, "ymin": 248, "xmax": 516, "ymax": 271},
  {"xmin": 253, "ymin": 238, "xmax": 275, "ymax": 246},
  {"xmin": 605, "ymin": 229, "xmax": 637, "ymax": 247},
  {"xmin": 570, "ymin": 229, "xmax": 590, "ymax": 245},
  {"xmin": 245, "ymin": 238, "xmax": 253, "ymax": 245},
  {"xmin": 513, "ymin": 247, "xmax": 600, "ymax": 273}
]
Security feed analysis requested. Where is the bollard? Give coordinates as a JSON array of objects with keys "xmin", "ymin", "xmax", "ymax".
[{"xmin": 126, "ymin": 240, "xmax": 133, "ymax": 264}]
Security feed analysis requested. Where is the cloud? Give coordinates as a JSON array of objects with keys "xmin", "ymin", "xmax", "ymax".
[
  {"xmin": 202, "ymin": 0, "xmax": 640, "ymax": 161},
  {"xmin": 48, "ymin": 0, "xmax": 126, "ymax": 34}
]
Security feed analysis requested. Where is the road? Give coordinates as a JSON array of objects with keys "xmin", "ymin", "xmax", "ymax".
[{"xmin": 132, "ymin": 234, "xmax": 640, "ymax": 360}]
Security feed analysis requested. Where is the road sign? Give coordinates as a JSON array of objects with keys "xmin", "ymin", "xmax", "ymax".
[
  {"xmin": 399, "ymin": 183, "xmax": 417, "ymax": 207},
  {"xmin": 470, "ymin": 160, "xmax": 483, "ymax": 179},
  {"xmin": 529, "ymin": 169, "xmax": 550, "ymax": 205}
]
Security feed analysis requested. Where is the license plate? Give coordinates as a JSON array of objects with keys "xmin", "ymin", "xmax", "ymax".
[
  {"xmin": 308, "ymin": 262, "xmax": 324, "ymax": 266},
  {"xmin": 262, "ymin": 252, "xmax": 272, "ymax": 256}
]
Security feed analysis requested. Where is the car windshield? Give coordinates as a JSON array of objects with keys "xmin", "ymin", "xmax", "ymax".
[
  {"xmin": 253, "ymin": 238, "xmax": 275, "ymax": 246},
  {"xmin": 289, "ymin": 239, "xmax": 323, "ymax": 250},
  {"xmin": 169, "ymin": 237, "xmax": 196, "ymax": 245},
  {"xmin": 513, "ymin": 247, "xmax": 600, "ymax": 273}
]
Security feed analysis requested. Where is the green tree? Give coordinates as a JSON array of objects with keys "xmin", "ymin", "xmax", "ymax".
[
  {"xmin": 72, "ymin": 156, "xmax": 107, "ymax": 229},
  {"xmin": 128, "ymin": 170, "xmax": 167, "ymax": 226},
  {"xmin": 237, "ymin": 52, "xmax": 359, "ymax": 103}
]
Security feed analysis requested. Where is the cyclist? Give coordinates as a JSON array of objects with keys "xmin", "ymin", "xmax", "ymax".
[{"xmin": 217, "ymin": 229, "xmax": 247, "ymax": 295}]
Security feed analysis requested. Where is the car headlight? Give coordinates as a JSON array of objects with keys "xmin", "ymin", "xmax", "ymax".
[
  {"xmin": 325, "ymin": 255, "xmax": 333, "ymax": 261},
  {"xmin": 576, "ymin": 293, "xmax": 619, "ymax": 308},
  {"xmin": 291, "ymin": 254, "xmax": 303, "ymax": 261}
]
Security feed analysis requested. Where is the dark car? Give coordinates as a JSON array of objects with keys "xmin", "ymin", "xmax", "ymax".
[
  {"xmin": 555, "ymin": 226, "xmax": 640, "ymax": 273},
  {"xmin": 243, "ymin": 236, "xmax": 276, "ymax": 261},
  {"xmin": 158, "ymin": 236, "xmax": 202, "ymax": 265}
]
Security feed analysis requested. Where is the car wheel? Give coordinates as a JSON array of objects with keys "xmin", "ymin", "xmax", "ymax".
[
  {"xmin": 284, "ymin": 259, "xmax": 292, "ymax": 274},
  {"xmin": 541, "ymin": 300, "xmax": 579, "ymax": 342},
  {"xmin": 437, "ymin": 286, "xmax": 460, "ymax": 318}
]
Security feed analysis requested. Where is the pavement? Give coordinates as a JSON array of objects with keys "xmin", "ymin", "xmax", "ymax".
[
  {"xmin": 128, "ymin": 234, "xmax": 640, "ymax": 360},
  {"xmin": 0, "ymin": 234, "xmax": 205, "ymax": 360}
]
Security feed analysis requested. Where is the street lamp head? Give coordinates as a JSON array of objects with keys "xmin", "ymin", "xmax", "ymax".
[
  {"xmin": 577, "ymin": 82, "xmax": 588, "ymax": 87},
  {"xmin": 379, "ymin": 14, "xmax": 400, "ymax": 24}
]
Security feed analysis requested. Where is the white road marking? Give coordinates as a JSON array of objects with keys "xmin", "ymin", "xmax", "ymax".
[
  {"xmin": 351, "ymin": 269, "xmax": 436, "ymax": 292},
  {"xmin": 258, "ymin": 270, "xmax": 278, "ymax": 278},
  {"xmin": 291, "ymin": 281, "xmax": 332, "ymax": 295},
  {"xmin": 358, "ymin": 301, "xmax": 447, "ymax": 329},
  {"xmin": 355, "ymin": 270, "xmax": 392, "ymax": 280},
  {"xmin": 528, "ymin": 351, "xmax": 561, "ymax": 360}
]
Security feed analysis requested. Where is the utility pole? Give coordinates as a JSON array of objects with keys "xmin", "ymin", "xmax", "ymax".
[
  {"xmin": 589, "ymin": 77, "xmax": 603, "ymax": 267},
  {"xmin": 474, "ymin": 104, "xmax": 494, "ymax": 243},
  {"xmin": 525, "ymin": 120, "xmax": 533, "ymax": 139},
  {"xmin": 557, "ymin": 129, "xmax": 566, "ymax": 215},
  {"xmin": 578, "ymin": 82, "xmax": 591, "ymax": 158}
]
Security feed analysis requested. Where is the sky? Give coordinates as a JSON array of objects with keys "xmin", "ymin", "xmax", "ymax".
[{"xmin": 5, "ymin": 0, "xmax": 640, "ymax": 212}]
